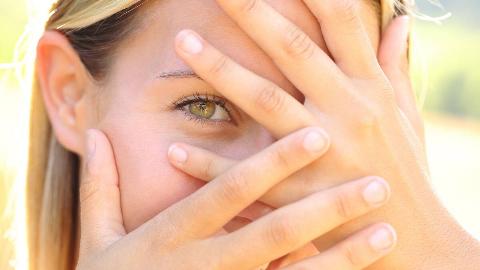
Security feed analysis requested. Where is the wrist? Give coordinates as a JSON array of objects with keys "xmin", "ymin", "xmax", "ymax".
[
  {"xmin": 366, "ymin": 174, "xmax": 479, "ymax": 269},
  {"xmin": 380, "ymin": 191, "xmax": 480, "ymax": 269}
]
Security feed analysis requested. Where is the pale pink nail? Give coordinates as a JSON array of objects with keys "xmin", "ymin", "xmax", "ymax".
[
  {"xmin": 363, "ymin": 178, "xmax": 390, "ymax": 206},
  {"xmin": 178, "ymin": 30, "xmax": 203, "ymax": 54},
  {"xmin": 369, "ymin": 225, "xmax": 397, "ymax": 252},
  {"xmin": 303, "ymin": 129, "xmax": 329, "ymax": 154},
  {"xmin": 168, "ymin": 145, "xmax": 188, "ymax": 164}
]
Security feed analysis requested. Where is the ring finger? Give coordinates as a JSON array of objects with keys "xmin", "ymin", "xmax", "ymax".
[{"xmin": 210, "ymin": 176, "xmax": 392, "ymax": 269}]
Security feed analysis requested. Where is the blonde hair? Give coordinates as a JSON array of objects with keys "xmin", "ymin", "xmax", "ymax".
[{"xmin": 20, "ymin": 0, "xmax": 410, "ymax": 269}]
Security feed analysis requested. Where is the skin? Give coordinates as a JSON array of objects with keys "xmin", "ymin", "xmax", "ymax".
[
  {"xmin": 167, "ymin": 0, "xmax": 480, "ymax": 269},
  {"xmin": 35, "ymin": 0, "xmax": 480, "ymax": 269},
  {"xmin": 75, "ymin": 128, "xmax": 394, "ymax": 269},
  {"xmin": 96, "ymin": 0, "xmax": 379, "ymax": 233}
]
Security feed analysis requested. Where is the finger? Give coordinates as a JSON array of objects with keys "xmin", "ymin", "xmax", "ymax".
[
  {"xmin": 167, "ymin": 144, "xmax": 357, "ymax": 210},
  {"xmin": 281, "ymin": 224, "xmax": 397, "ymax": 270},
  {"xmin": 157, "ymin": 127, "xmax": 329, "ymax": 240},
  {"xmin": 198, "ymin": 0, "xmax": 351, "ymax": 108},
  {"xmin": 174, "ymin": 29, "xmax": 316, "ymax": 138},
  {"xmin": 303, "ymin": 0, "xmax": 381, "ymax": 77},
  {"xmin": 168, "ymin": 143, "xmax": 236, "ymax": 180},
  {"xmin": 167, "ymin": 143, "xmax": 317, "ymax": 209},
  {"xmin": 378, "ymin": 15, "xmax": 425, "ymax": 140},
  {"xmin": 213, "ymin": 176, "xmax": 391, "ymax": 269},
  {"xmin": 79, "ymin": 129, "xmax": 125, "ymax": 256}
]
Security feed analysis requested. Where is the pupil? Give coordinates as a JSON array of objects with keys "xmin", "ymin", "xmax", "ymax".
[{"xmin": 190, "ymin": 101, "xmax": 215, "ymax": 118}]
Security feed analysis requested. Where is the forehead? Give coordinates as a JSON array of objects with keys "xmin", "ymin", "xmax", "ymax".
[{"xmin": 113, "ymin": 0, "xmax": 380, "ymax": 96}]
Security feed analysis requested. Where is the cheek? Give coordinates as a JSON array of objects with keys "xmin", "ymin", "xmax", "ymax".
[
  {"xmin": 112, "ymin": 130, "xmax": 205, "ymax": 232},
  {"xmin": 100, "ymin": 111, "xmax": 206, "ymax": 232},
  {"xmin": 101, "ymin": 113, "xmax": 275, "ymax": 232},
  {"xmin": 105, "ymin": 125, "xmax": 204, "ymax": 232}
]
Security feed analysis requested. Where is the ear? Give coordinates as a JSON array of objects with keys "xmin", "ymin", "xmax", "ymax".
[{"xmin": 36, "ymin": 30, "xmax": 91, "ymax": 155}]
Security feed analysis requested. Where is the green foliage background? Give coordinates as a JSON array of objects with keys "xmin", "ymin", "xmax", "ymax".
[{"xmin": 412, "ymin": 22, "xmax": 480, "ymax": 119}]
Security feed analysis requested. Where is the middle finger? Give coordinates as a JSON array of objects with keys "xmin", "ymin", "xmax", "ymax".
[{"xmin": 213, "ymin": 0, "xmax": 355, "ymax": 107}]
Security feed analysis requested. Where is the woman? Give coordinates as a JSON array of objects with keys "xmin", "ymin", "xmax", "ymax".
[{"xmin": 28, "ymin": 0, "xmax": 479, "ymax": 269}]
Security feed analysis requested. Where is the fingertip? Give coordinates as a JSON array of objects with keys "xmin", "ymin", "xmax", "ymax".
[
  {"xmin": 362, "ymin": 177, "xmax": 391, "ymax": 207},
  {"xmin": 168, "ymin": 144, "xmax": 189, "ymax": 165},
  {"xmin": 175, "ymin": 29, "xmax": 204, "ymax": 55},
  {"xmin": 302, "ymin": 127, "xmax": 330, "ymax": 155},
  {"xmin": 369, "ymin": 223, "xmax": 397, "ymax": 253}
]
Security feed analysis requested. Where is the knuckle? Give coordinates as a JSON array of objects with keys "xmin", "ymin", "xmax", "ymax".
[
  {"xmin": 148, "ymin": 212, "xmax": 192, "ymax": 248},
  {"xmin": 254, "ymin": 83, "xmax": 287, "ymax": 115},
  {"xmin": 355, "ymin": 103, "xmax": 382, "ymax": 131},
  {"xmin": 284, "ymin": 24, "xmax": 316, "ymax": 60},
  {"xmin": 328, "ymin": 0, "xmax": 362, "ymax": 36},
  {"xmin": 79, "ymin": 180, "xmax": 99, "ymax": 206},
  {"xmin": 217, "ymin": 170, "xmax": 252, "ymax": 204},
  {"xmin": 209, "ymin": 54, "xmax": 231, "ymax": 76},
  {"xmin": 266, "ymin": 144, "xmax": 292, "ymax": 171},
  {"xmin": 83, "ymin": 158, "xmax": 98, "ymax": 179},
  {"xmin": 340, "ymin": 242, "xmax": 364, "ymax": 267},
  {"xmin": 239, "ymin": 0, "xmax": 259, "ymax": 14},
  {"xmin": 331, "ymin": 0, "xmax": 358, "ymax": 20},
  {"xmin": 266, "ymin": 215, "xmax": 302, "ymax": 249},
  {"xmin": 333, "ymin": 190, "xmax": 355, "ymax": 220},
  {"xmin": 206, "ymin": 239, "xmax": 236, "ymax": 270},
  {"xmin": 202, "ymin": 156, "xmax": 216, "ymax": 180}
]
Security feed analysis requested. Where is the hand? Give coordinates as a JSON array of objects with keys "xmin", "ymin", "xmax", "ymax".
[
  {"xmin": 77, "ymin": 128, "xmax": 396, "ymax": 270},
  {"xmin": 170, "ymin": 0, "xmax": 428, "ymax": 255}
]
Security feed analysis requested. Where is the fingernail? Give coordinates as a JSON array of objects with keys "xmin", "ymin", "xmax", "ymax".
[
  {"xmin": 168, "ymin": 145, "xmax": 188, "ymax": 164},
  {"xmin": 363, "ymin": 178, "xmax": 390, "ymax": 206},
  {"xmin": 369, "ymin": 225, "xmax": 396, "ymax": 252},
  {"xmin": 303, "ymin": 129, "xmax": 329, "ymax": 154},
  {"xmin": 86, "ymin": 129, "xmax": 96, "ymax": 160},
  {"xmin": 178, "ymin": 30, "xmax": 203, "ymax": 54}
]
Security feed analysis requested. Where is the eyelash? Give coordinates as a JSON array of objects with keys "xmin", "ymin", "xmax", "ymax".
[{"xmin": 172, "ymin": 92, "xmax": 234, "ymax": 126}]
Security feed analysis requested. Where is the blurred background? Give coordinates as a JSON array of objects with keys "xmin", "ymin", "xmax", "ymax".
[{"xmin": 1, "ymin": 0, "xmax": 479, "ymax": 269}]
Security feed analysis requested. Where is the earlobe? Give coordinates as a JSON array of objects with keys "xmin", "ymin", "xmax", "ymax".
[{"xmin": 36, "ymin": 30, "xmax": 90, "ymax": 155}]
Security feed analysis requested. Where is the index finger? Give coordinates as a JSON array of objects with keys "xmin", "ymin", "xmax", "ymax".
[
  {"xmin": 174, "ymin": 30, "xmax": 317, "ymax": 138},
  {"xmin": 158, "ymin": 127, "xmax": 329, "ymax": 239}
]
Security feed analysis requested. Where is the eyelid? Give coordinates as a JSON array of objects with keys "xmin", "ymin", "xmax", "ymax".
[
  {"xmin": 172, "ymin": 91, "xmax": 238, "ymax": 126},
  {"xmin": 173, "ymin": 92, "xmax": 226, "ymax": 109}
]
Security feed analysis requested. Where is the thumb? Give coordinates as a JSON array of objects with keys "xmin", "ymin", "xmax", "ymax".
[
  {"xmin": 378, "ymin": 15, "xmax": 425, "ymax": 141},
  {"xmin": 79, "ymin": 129, "xmax": 125, "ymax": 256}
]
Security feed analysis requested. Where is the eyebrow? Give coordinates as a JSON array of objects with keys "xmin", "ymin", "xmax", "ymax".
[{"xmin": 156, "ymin": 69, "xmax": 202, "ymax": 80}]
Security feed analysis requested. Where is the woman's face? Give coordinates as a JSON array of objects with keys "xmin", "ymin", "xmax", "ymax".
[{"xmin": 89, "ymin": 0, "xmax": 380, "ymax": 234}]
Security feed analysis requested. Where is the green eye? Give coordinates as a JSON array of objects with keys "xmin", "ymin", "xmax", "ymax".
[
  {"xmin": 189, "ymin": 100, "xmax": 216, "ymax": 119},
  {"xmin": 177, "ymin": 95, "xmax": 231, "ymax": 121}
]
